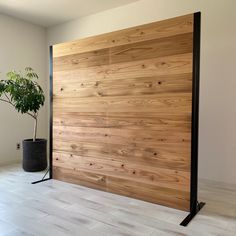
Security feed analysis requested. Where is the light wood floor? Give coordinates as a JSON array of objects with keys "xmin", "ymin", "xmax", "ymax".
[{"xmin": 0, "ymin": 164, "xmax": 236, "ymax": 236}]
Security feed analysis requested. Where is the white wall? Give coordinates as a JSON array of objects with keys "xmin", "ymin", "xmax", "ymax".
[
  {"xmin": 47, "ymin": 0, "xmax": 236, "ymax": 184},
  {"xmin": 0, "ymin": 14, "xmax": 48, "ymax": 165}
]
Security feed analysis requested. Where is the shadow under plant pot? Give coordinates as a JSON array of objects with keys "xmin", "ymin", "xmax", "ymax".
[{"xmin": 23, "ymin": 139, "xmax": 47, "ymax": 172}]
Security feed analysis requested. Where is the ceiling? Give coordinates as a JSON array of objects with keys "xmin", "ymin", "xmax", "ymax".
[{"xmin": 0, "ymin": 0, "xmax": 138, "ymax": 27}]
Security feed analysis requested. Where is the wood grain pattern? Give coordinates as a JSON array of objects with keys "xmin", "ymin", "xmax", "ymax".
[
  {"xmin": 53, "ymin": 93, "xmax": 192, "ymax": 113},
  {"xmin": 53, "ymin": 48, "xmax": 109, "ymax": 72},
  {"xmin": 53, "ymin": 33, "xmax": 192, "ymax": 72},
  {"xmin": 53, "ymin": 53, "xmax": 192, "ymax": 84},
  {"xmin": 53, "ymin": 14, "xmax": 193, "ymax": 57},
  {"xmin": 53, "ymin": 73, "xmax": 192, "ymax": 99},
  {"xmin": 53, "ymin": 112, "xmax": 191, "ymax": 131},
  {"xmin": 53, "ymin": 166, "xmax": 190, "ymax": 210},
  {"xmin": 53, "ymin": 140, "xmax": 191, "ymax": 171},
  {"xmin": 53, "ymin": 152, "xmax": 190, "ymax": 191},
  {"xmin": 52, "ymin": 13, "xmax": 194, "ymax": 211},
  {"xmin": 53, "ymin": 125, "xmax": 190, "ymax": 149}
]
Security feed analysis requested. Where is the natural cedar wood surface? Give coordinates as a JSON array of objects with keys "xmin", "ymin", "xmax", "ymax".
[
  {"xmin": 53, "ymin": 33, "xmax": 193, "ymax": 72},
  {"xmin": 52, "ymin": 13, "xmax": 194, "ymax": 211},
  {"xmin": 53, "ymin": 14, "xmax": 193, "ymax": 57}
]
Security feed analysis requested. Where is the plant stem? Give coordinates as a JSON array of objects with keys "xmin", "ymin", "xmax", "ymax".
[
  {"xmin": 1, "ymin": 96, "xmax": 38, "ymax": 140},
  {"xmin": 1, "ymin": 95, "xmax": 38, "ymax": 141},
  {"xmin": 4, "ymin": 92, "xmax": 11, "ymax": 102},
  {"xmin": 27, "ymin": 112, "xmax": 36, "ymax": 119},
  {"xmin": 0, "ymin": 98, "xmax": 36, "ymax": 119},
  {"xmin": 33, "ymin": 116, "xmax": 38, "ymax": 142},
  {"xmin": 0, "ymin": 98, "xmax": 14, "ymax": 107}
]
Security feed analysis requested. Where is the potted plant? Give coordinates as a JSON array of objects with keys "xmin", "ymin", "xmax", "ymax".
[{"xmin": 0, "ymin": 67, "xmax": 47, "ymax": 172}]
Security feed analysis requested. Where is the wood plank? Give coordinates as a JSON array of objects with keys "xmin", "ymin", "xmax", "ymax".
[
  {"xmin": 53, "ymin": 48, "xmax": 109, "ymax": 72},
  {"xmin": 53, "ymin": 14, "xmax": 193, "ymax": 57},
  {"xmin": 53, "ymin": 140, "xmax": 190, "ymax": 171},
  {"xmin": 53, "ymin": 53, "xmax": 193, "ymax": 83},
  {"xmin": 53, "ymin": 33, "xmax": 192, "ymax": 73},
  {"xmin": 53, "ymin": 73, "xmax": 192, "ymax": 99},
  {"xmin": 53, "ymin": 112, "xmax": 191, "ymax": 132},
  {"xmin": 53, "ymin": 93, "xmax": 192, "ymax": 113},
  {"xmin": 107, "ymin": 176, "xmax": 190, "ymax": 211},
  {"xmin": 110, "ymin": 33, "xmax": 193, "ymax": 65},
  {"xmin": 53, "ymin": 152, "xmax": 190, "ymax": 191},
  {"xmin": 53, "ymin": 125, "xmax": 190, "ymax": 148},
  {"xmin": 53, "ymin": 166, "xmax": 107, "ymax": 192},
  {"xmin": 53, "ymin": 166, "xmax": 190, "ymax": 211}
]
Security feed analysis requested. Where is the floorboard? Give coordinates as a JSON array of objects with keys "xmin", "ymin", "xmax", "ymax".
[{"xmin": 0, "ymin": 164, "xmax": 236, "ymax": 236}]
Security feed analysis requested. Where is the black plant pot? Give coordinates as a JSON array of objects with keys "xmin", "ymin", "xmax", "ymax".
[{"xmin": 23, "ymin": 139, "xmax": 47, "ymax": 172}]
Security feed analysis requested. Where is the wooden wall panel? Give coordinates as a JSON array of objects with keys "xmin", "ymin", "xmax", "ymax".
[
  {"xmin": 52, "ymin": 13, "xmax": 194, "ymax": 211},
  {"xmin": 53, "ymin": 14, "xmax": 193, "ymax": 57}
]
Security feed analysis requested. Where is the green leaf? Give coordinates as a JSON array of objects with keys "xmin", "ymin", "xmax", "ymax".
[{"xmin": 0, "ymin": 67, "xmax": 45, "ymax": 115}]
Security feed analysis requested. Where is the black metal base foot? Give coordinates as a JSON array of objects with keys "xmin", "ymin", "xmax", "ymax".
[
  {"xmin": 31, "ymin": 167, "xmax": 51, "ymax": 184},
  {"xmin": 31, "ymin": 178, "xmax": 51, "ymax": 184},
  {"xmin": 180, "ymin": 202, "xmax": 205, "ymax": 226}
]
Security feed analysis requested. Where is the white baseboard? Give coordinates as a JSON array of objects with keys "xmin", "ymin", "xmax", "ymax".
[
  {"xmin": 0, "ymin": 159, "xmax": 21, "ymax": 167},
  {"xmin": 199, "ymin": 177, "xmax": 236, "ymax": 189}
]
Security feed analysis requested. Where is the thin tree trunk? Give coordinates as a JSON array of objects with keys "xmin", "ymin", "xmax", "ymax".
[
  {"xmin": 33, "ymin": 117, "xmax": 38, "ymax": 142},
  {"xmin": 0, "ymin": 97, "xmax": 39, "ymax": 141}
]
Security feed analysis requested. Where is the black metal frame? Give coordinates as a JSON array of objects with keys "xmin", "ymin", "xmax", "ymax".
[
  {"xmin": 31, "ymin": 46, "xmax": 53, "ymax": 184},
  {"xmin": 33, "ymin": 13, "xmax": 204, "ymax": 226},
  {"xmin": 49, "ymin": 45, "xmax": 53, "ymax": 180},
  {"xmin": 31, "ymin": 167, "xmax": 50, "ymax": 184},
  {"xmin": 180, "ymin": 11, "xmax": 205, "ymax": 226}
]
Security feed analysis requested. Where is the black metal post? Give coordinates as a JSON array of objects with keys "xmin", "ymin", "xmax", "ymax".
[
  {"xmin": 49, "ymin": 45, "xmax": 53, "ymax": 180},
  {"xmin": 180, "ymin": 12, "xmax": 205, "ymax": 226},
  {"xmin": 31, "ymin": 46, "xmax": 53, "ymax": 184}
]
